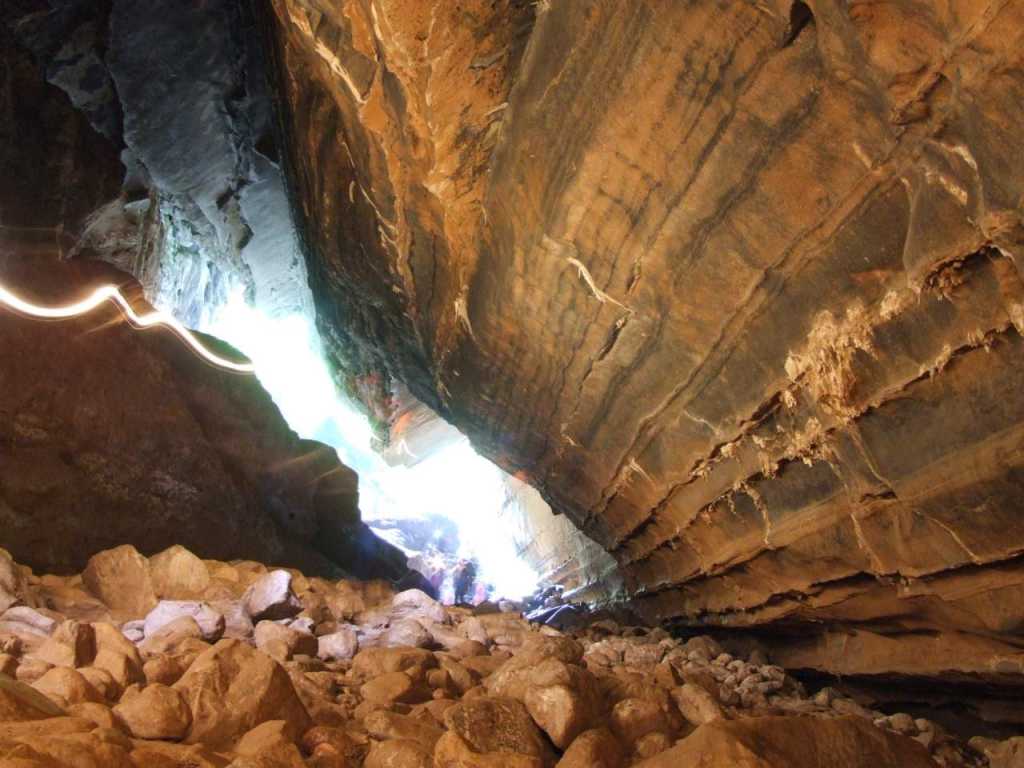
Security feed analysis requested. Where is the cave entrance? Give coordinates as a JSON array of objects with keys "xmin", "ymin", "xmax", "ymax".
[{"xmin": 206, "ymin": 290, "xmax": 540, "ymax": 603}]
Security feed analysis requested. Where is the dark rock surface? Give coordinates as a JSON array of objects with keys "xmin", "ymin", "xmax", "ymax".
[{"xmin": 0, "ymin": 254, "xmax": 397, "ymax": 579}]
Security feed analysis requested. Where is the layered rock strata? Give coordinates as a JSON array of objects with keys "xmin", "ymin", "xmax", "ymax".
[{"xmin": 262, "ymin": 0, "xmax": 1024, "ymax": 687}]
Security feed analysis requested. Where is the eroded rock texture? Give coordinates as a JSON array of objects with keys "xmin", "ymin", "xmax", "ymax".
[
  {"xmin": 264, "ymin": 0, "xmax": 1024, "ymax": 688},
  {"xmin": 0, "ymin": 256, "xmax": 401, "ymax": 579}
]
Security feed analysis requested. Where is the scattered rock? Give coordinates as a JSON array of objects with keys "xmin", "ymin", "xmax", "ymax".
[
  {"xmin": 114, "ymin": 683, "xmax": 192, "ymax": 739},
  {"xmin": 317, "ymin": 627, "xmax": 359, "ymax": 661},
  {"xmin": 173, "ymin": 639, "xmax": 311, "ymax": 749},
  {"xmin": 150, "ymin": 545, "xmax": 212, "ymax": 599},
  {"xmin": 81, "ymin": 545, "xmax": 158, "ymax": 618},
  {"xmin": 244, "ymin": 571, "xmax": 302, "ymax": 621},
  {"xmin": 144, "ymin": 601, "xmax": 225, "ymax": 641}
]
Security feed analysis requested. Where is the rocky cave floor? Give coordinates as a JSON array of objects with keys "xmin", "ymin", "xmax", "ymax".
[{"xmin": 1, "ymin": 545, "xmax": 1020, "ymax": 768}]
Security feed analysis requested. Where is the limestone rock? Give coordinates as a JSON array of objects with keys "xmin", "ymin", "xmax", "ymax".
[
  {"xmin": 383, "ymin": 619, "xmax": 433, "ymax": 649},
  {"xmin": 632, "ymin": 716, "xmax": 937, "ymax": 767},
  {"xmin": 317, "ymin": 627, "xmax": 359, "ymax": 661},
  {"xmin": 365, "ymin": 739, "xmax": 433, "ymax": 768},
  {"xmin": 113, "ymin": 682, "xmax": 192, "ymax": 739},
  {"xmin": 81, "ymin": 546, "xmax": 158, "ymax": 618},
  {"xmin": 30, "ymin": 620, "xmax": 95, "ymax": 668},
  {"xmin": 442, "ymin": 697, "xmax": 557, "ymax": 767},
  {"xmin": 556, "ymin": 728, "xmax": 625, "ymax": 768},
  {"xmin": 172, "ymin": 639, "xmax": 311, "ymax": 749},
  {"xmin": 254, "ymin": 620, "xmax": 318, "ymax": 661},
  {"xmin": 0, "ymin": 672, "xmax": 65, "ymax": 720},
  {"xmin": 391, "ymin": 590, "xmax": 447, "ymax": 625},
  {"xmin": 31, "ymin": 666, "xmax": 103, "ymax": 707},
  {"xmin": 144, "ymin": 601, "xmax": 225, "ymax": 641},
  {"xmin": 673, "ymin": 683, "xmax": 725, "ymax": 725},
  {"xmin": 244, "ymin": 571, "xmax": 302, "ymax": 621},
  {"xmin": 150, "ymin": 545, "xmax": 212, "ymax": 599}
]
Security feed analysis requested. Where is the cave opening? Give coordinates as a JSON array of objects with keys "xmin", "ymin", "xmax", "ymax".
[{"xmin": 205, "ymin": 288, "xmax": 541, "ymax": 603}]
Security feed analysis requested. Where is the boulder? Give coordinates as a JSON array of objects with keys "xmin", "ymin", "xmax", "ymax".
[
  {"xmin": 0, "ymin": 672, "xmax": 65, "ymax": 720},
  {"xmin": 113, "ymin": 682, "xmax": 192, "ymax": 739},
  {"xmin": 0, "ymin": 606, "xmax": 59, "ymax": 637},
  {"xmin": 361, "ymin": 671, "xmax": 432, "ymax": 707},
  {"xmin": 172, "ymin": 639, "xmax": 311, "ymax": 749},
  {"xmin": 150, "ymin": 545, "xmax": 211, "ymax": 599},
  {"xmin": 0, "ymin": 549, "xmax": 27, "ymax": 613},
  {"xmin": 31, "ymin": 666, "xmax": 103, "ymax": 707},
  {"xmin": 138, "ymin": 616, "xmax": 205, "ymax": 656},
  {"xmin": 556, "ymin": 728, "xmax": 625, "ymax": 768},
  {"xmin": 78, "ymin": 666, "xmax": 121, "ymax": 701},
  {"xmin": 254, "ymin": 620, "xmax": 318, "ymax": 661},
  {"xmin": 673, "ymin": 683, "xmax": 725, "ymax": 725},
  {"xmin": 144, "ymin": 601, "xmax": 225, "ymax": 641},
  {"xmin": 365, "ymin": 739, "xmax": 433, "ymax": 768},
  {"xmin": 243, "ymin": 571, "xmax": 302, "ymax": 621},
  {"xmin": 384, "ymin": 619, "xmax": 433, "ymax": 649},
  {"xmin": 235, "ymin": 719, "xmax": 306, "ymax": 767},
  {"xmin": 81, "ymin": 546, "xmax": 158, "ymax": 618},
  {"xmin": 210, "ymin": 600, "xmax": 254, "ymax": 640},
  {"xmin": 67, "ymin": 701, "xmax": 122, "ymax": 731},
  {"xmin": 610, "ymin": 698, "xmax": 670, "ymax": 748},
  {"xmin": 364, "ymin": 709, "xmax": 445, "ymax": 752},
  {"xmin": 317, "ymin": 627, "xmax": 359, "ymax": 661},
  {"xmin": 353, "ymin": 647, "xmax": 437, "ymax": 681},
  {"xmin": 632, "ymin": 716, "xmax": 937, "ymax": 767},
  {"xmin": 442, "ymin": 696, "xmax": 557, "ymax": 767},
  {"xmin": 144, "ymin": 655, "xmax": 189, "ymax": 686},
  {"xmin": 29, "ymin": 619, "xmax": 95, "ymax": 668},
  {"xmin": 392, "ymin": 590, "xmax": 447, "ymax": 624}
]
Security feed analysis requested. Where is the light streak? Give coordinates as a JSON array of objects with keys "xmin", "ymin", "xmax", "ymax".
[{"xmin": 0, "ymin": 281, "xmax": 255, "ymax": 374}]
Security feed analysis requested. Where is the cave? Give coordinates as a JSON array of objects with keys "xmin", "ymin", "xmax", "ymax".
[{"xmin": 1, "ymin": 0, "xmax": 1023, "ymax": 766}]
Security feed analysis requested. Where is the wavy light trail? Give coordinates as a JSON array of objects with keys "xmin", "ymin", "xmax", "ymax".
[{"xmin": 0, "ymin": 281, "xmax": 255, "ymax": 374}]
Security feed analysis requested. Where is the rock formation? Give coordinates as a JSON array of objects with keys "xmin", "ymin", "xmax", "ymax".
[
  {"xmin": 3, "ymin": 0, "xmax": 1024, "ymax": 748},
  {"xmin": 0, "ymin": 543, "xmax": 1000, "ymax": 767},
  {"xmin": 261, "ymin": 0, "xmax": 1024, "ymax": 692},
  {"xmin": 0, "ymin": 255, "xmax": 400, "ymax": 580}
]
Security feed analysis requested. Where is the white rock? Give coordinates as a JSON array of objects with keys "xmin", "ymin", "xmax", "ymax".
[
  {"xmin": 243, "ymin": 570, "xmax": 301, "ymax": 621},
  {"xmin": 144, "ymin": 601, "xmax": 225, "ymax": 641}
]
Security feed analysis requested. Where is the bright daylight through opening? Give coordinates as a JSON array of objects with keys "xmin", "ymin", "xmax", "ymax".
[{"xmin": 207, "ymin": 289, "xmax": 541, "ymax": 602}]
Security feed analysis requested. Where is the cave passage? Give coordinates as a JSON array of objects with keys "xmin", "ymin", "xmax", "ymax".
[{"xmin": 206, "ymin": 289, "xmax": 540, "ymax": 602}]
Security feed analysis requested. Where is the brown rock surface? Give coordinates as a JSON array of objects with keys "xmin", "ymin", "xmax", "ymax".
[
  {"xmin": 260, "ymin": 0, "xmax": 1024, "ymax": 693},
  {"xmin": 632, "ymin": 716, "xmax": 936, "ymax": 768},
  {"xmin": 173, "ymin": 639, "xmax": 312, "ymax": 749}
]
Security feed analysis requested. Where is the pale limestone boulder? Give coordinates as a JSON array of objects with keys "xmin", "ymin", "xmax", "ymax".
[
  {"xmin": 391, "ymin": 590, "xmax": 447, "ymax": 625},
  {"xmin": 317, "ymin": 627, "xmax": 359, "ymax": 661},
  {"xmin": 144, "ymin": 600, "xmax": 225, "ymax": 641},
  {"xmin": 383, "ymin": 618, "xmax": 433, "ymax": 649},
  {"xmin": 81, "ymin": 545, "xmax": 157, "ymax": 618},
  {"xmin": 243, "ymin": 570, "xmax": 302, "ymax": 621},
  {"xmin": 672, "ymin": 683, "xmax": 725, "ymax": 725}
]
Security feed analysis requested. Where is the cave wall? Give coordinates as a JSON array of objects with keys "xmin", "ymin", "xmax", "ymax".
[{"xmin": 263, "ymin": 0, "xmax": 1024, "ymax": 684}]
